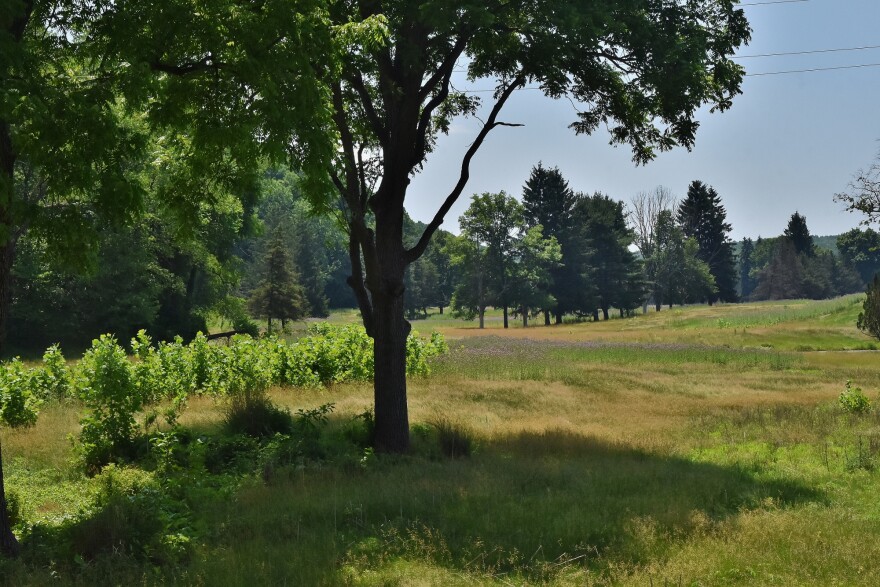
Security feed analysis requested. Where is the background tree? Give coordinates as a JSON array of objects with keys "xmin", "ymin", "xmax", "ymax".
[
  {"xmin": 522, "ymin": 163, "xmax": 575, "ymax": 324},
  {"xmin": 751, "ymin": 240, "xmax": 804, "ymax": 301},
  {"xmin": 318, "ymin": 0, "xmax": 749, "ymax": 452},
  {"xmin": 630, "ymin": 186, "xmax": 677, "ymax": 312},
  {"xmin": 449, "ymin": 235, "xmax": 490, "ymax": 329},
  {"xmin": 650, "ymin": 210, "xmax": 715, "ymax": 309},
  {"xmin": 459, "ymin": 192, "xmax": 525, "ymax": 330},
  {"xmin": 575, "ymin": 193, "xmax": 644, "ymax": 320},
  {"xmin": 510, "ymin": 226, "xmax": 563, "ymax": 327},
  {"xmin": 784, "ymin": 212, "xmax": 815, "ymax": 257},
  {"xmin": 837, "ymin": 228, "xmax": 880, "ymax": 285},
  {"xmin": 248, "ymin": 236, "xmax": 307, "ymax": 332},
  {"xmin": 677, "ymin": 181, "xmax": 738, "ymax": 303},
  {"xmin": 739, "ymin": 237, "xmax": 757, "ymax": 300},
  {"xmin": 858, "ymin": 275, "xmax": 880, "ymax": 340}
]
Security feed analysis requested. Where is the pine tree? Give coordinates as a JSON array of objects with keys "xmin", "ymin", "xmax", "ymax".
[
  {"xmin": 248, "ymin": 237, "xmax": 307, "ymax": 331},
  {"xmin": 784, "ymin": 212, "xmax": 814, "ymax": 257},
  {"xmin": 677, "ymin": 181, "xmax": 738, "ymax": 303}
]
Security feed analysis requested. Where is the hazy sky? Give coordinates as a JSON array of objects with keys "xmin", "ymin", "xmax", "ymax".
[{"xmin": 406, "ymin": 0, "xmax": 880, "ymax": 240}]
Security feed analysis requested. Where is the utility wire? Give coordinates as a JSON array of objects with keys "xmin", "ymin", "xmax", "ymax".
[
  {"xmin": 739, "ymin": 0, "xmax": 809, "ymax": 6},
  {"xmin": 746, "ymin": 62, "xmax": 880, "ymax": 76},
  {"xmin": 734, "ymin": 44, "xmax": 880, "ymax": 59}
]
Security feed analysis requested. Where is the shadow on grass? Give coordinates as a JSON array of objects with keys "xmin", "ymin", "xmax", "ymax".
[
  {"xmin": 0, "ymin": 426, "xmax": 824, "ymax": 585},
  {"xmin": 189, "ymin": 427, "xmax": 823, "ymax": 583}
]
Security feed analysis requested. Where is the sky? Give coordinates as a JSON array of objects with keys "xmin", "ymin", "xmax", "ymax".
[{"xmin": 405, "ymin": 0, "xmax": 880, "ymax": 241}]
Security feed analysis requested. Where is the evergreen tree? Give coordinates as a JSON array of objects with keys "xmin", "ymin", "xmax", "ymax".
[
  {"xmin": 739, "ymin": 237, "xmax": 757, "ymax": 299},
  {"xmin": 858, "ymin": 275, "xmax": 880, "ymax": 340},
  {"xmin": 751, "ymin": 240, "xmax": 804, "ymax": 300},
  {"xmin": 521, "ymin": 163, "xmax": 577, "ymax": 324},
  {"xmin": 784, "ymin": 212, "xmax": 814, "ymax": 257},
  {"xmin": 574, "ymin": 193, "xmax": 644, "ymax": 320},
  {"xmin": 248, "ymin": 236, "xmax": 307, "ymax": 332},
  {"xmin": 677, "ymin": 181, "xmax": 738, "ymax": 303},
  {"xmin": 650, "ymin": 210, "xmax": 716, "ymax": 309}
]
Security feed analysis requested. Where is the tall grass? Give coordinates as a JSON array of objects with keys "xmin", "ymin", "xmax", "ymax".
[{"xmin": 3, "ymin": 298, "xmax": 880, "ymax": 585}]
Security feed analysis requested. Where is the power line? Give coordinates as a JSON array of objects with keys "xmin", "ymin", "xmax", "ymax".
[
  {"xmin": 734, "ymin": 43, "xmax": 880, "ymax": 59},
  {"xmin": 739, "ymin": 0, "xmax": 809, "ymax": 6},
  {"xmin": 746, "ymin": 62, "xmax": 880, "ymax": 76}
]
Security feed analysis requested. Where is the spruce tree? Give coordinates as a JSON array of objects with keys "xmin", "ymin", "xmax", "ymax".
[
  {"xmin": 677, "ymin": 181, "xmax": 738, "ymax": 303},
  {"xmin": 784, "ymin": 212, "xmax": 814, "ymax": 257},
  {"xmin": 248, "ymin": 237, "xmax": 307, "ymax": 332},
  {"xmin": 521, "ymin": 164, "xmax": 577, "ymax": 323}
]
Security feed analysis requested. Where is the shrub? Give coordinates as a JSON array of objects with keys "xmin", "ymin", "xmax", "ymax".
[
  {"xmin": 839, "ymin": 379, "xmax": 872, "ymax": 414},
  {"xmin": 0, "ymin": 358, "xmax": 41, "ymax": 428},
  {"xmin": 76, "ymin": 335, "xmax": 143, "ymax": 470}
]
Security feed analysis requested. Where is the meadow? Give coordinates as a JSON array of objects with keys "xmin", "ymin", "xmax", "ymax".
[{"xmin": 3, "ymin": 294, "xmax": 880, "ymax": 585}]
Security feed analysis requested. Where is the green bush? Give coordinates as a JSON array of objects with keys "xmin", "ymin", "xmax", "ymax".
[
  {"xmin": 0, "ymin": 358, "xmax": 42, "ymax": 428},
  {"xmin": 839, "ymin": 379, "xmax": 872, "ymax": 414},
  {"xmin": 76, "ymin": 335, "xmax": 144, "ymax": 470}
]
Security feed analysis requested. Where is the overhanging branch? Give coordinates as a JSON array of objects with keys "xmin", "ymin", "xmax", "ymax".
[{"xmin": 406, "ymin": 76, "xmax": 526, "ymax": 264}]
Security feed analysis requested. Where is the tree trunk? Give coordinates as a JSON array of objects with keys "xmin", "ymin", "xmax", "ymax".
[
  {"xmin": 555, "ymin": 312, "xmax": 562, "ymax": 325},
  {"xmin": 592, "ymin": 309, "xmax": 599, "ymax": 322},
  {"xmin": 438, "ymin": 305, "xmax": 444, "ymax": 315},
  {"xmin": 522, "ymin": 306, "xmax": 528, "ymax": 328},
  {"xmin": 369, "ymin": 213, "xmax": 411, "ymax": 453},
  {"xmin": 479, "ymin": 307, "xmax": 485, "ymax": 329},
  {"xmin": 372, "ymin": 289, "xmax": 411, "ymax": 453},
  {"xmin": 503, "ymin": 304, "xmax": 509, "ymax": 329},
  {"xmin": 619, "ymin": 308, "xmax": 624, "ymax": 318},
  {"xmin": 602, "ymin": 307, "xmax": 609, "ymax": 320},
  {"xmin": 0, "ymin": 439, "xmax": 19, "ymax": 556},
  {"xmin": 544, "ymin": 310, "xmax": 550, "ymax": 326}
]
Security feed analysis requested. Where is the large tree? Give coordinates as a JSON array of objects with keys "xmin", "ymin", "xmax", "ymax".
[
  {"xmin": 784, "ymin": 212, "xmax": 814, "ymax": 257},
  {"xmin": 574, "ymin": 193, "xmax": 643, "ymax": 320},
  {"xmin": 677, "ymin": 180, "xmax": 738, "ymax": 303},
  {"xmin": 521, "ymin": 163, "xmax": 576, "ymax": 324},
  {"xmin": 10, "ymin": 2, "xmax": 751, "ymax": 459},
  {"xmin": 322, "ymin": 1, "xmax": 749, "ymax": 451}
]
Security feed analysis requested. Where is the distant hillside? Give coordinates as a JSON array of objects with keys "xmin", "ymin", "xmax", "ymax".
[
  {"xmin": 734, "ymin": 234, "xmax": 840, "ymax": 257},
  {"xmin": 813, "ymin": 235, "xmax": 839, "ymax": 254}
]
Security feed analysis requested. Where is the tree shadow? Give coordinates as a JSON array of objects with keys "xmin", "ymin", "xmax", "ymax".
[{"xmin": 3, "ymin": 427, "xmax": 824, "ymax": 584}]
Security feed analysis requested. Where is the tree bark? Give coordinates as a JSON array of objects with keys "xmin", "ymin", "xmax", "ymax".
[
  {"xmin": 370, "ymin": 211, "xmax": 411, "ymax": 453},
  {"xmin": 602, "ymin": 307, "xmax": 609, "ymax": 321},
  {"xmin": 503, "ymin": 304, "xmax": 509, "ymax": 329},
  {"xmin": 544, "ymin": 310, "xmax": 550, "ymax": 326},
  {"xmin": 0, "ymin": 439, "xmax": 19, "ymax": 557},
  {"xmin": 522, "ymin": 306, "xmax": 528, "ymax": 328},
  {"xmin": 555, "ymin": 312, "xmax": 562, "ymax": 325}
]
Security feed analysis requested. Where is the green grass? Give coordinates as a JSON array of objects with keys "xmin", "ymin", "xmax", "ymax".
[{"xmin": 3, "ymin": 296, "xmax": 880, "ymax": 585}]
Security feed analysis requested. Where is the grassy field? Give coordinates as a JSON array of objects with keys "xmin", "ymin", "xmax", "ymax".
[{"xmin": 4, "ymin": 295, "xmax": 880, "ymax": 585}]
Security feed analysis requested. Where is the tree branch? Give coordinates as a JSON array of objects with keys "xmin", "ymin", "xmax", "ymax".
[
  {"xmin": 347, "ymin": 69, "xmax": 388, "ymax": 148},
  {"xmin": 406, "ymin": 76, "xmax": 526, "ymax": 264}
]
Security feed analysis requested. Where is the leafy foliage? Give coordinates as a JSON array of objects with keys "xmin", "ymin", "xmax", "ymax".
[
  {"xmin": 839, "ymin": 380, "xmax": 872, "ymax": 415},
  {"xmin": 858, "ymin": 275, "xmax": 880, "ymax": 340}
]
